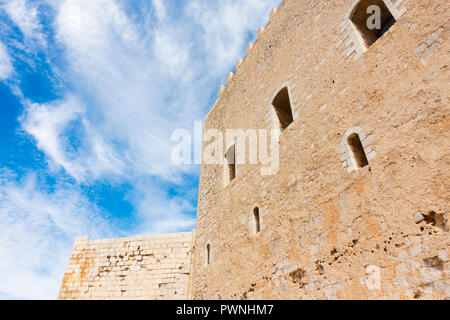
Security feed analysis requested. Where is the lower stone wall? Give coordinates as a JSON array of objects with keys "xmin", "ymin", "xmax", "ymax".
[{"xmin": 58, "ymin": 231, "xmax": 195, "ymax": 300}]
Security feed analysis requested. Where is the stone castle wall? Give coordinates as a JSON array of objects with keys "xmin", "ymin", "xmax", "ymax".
[
  {"xmin": 58, "ymin": 232, "xmax": 195, "ymax": 300},
  {"xmin": 194, "ymin": 0, "xmax": 449, "ymax": 299},
  {"xmin": 58, "ymin": 0, "xmax": 449, "ymax": 300}
]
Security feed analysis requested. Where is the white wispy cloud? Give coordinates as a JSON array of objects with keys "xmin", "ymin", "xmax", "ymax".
[
  {"xmin": 152, "ymin": 0, "xmax": 167, "ymax": 22},
  {"xmin": 0, "ymin": 170, "xmax": 116, "ymax": 299},
  {"xmin": 0, "ymin": 41, "xmax": 13, "ymax": 80},
  {"xmin": 128, "ymin": 180, "xmax": 197, "ymax": 236},
  {"xmin": 46, "ymin": 0, "xmax": 182, "ymax": 181}
]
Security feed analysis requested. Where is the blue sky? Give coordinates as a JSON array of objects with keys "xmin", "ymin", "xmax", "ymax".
[{"xmin": 0, "ymin": 0, "xmax": 281, "ymax": 299}]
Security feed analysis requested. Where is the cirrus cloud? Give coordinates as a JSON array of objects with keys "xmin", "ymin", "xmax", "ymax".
[{"xmin": 0, "ymin": 0, "xmax": 282, "ymax": 299}]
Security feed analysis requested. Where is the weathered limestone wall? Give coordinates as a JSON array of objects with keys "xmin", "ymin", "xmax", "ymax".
[
  {"xmin": 194, "ymin": 0, "xmax": 449, "ymax": 300},
  {"xmin": 58, "ymin": 232, "xmax": 195, "ymax": 300}
]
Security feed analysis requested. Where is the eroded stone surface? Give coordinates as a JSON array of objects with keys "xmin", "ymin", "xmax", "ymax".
[
  {"xmin": 193, "ymin": 0, "xmax": 449, "ymax": 300},
  {"xmin": 58, "ymin": 232, "xmax": 195, "ymax": 300},
  {"xmin": 59, "ymin": 0, "xmax": 449, "ymax": 300}
]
